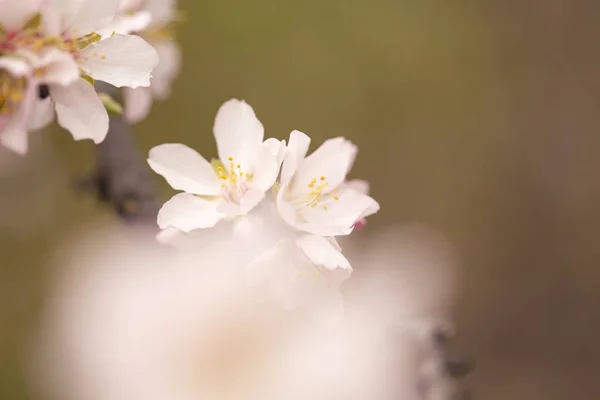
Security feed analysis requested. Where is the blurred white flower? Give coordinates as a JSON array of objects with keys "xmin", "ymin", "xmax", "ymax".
[
  {"xmin": 0, "ymin": 48, "xmax": 78, "ymax": 153},
  {"xmin": 39, "ymin": 0, "xmax": 159, "ymax": 143},
  {"xmin": 115, "ymin": 0, "xmax": 182, "ymax": 123},
  {"xmin": 277, "ymin": 129, "xmax": 379, "ymax": 236},
  {"xmin": 29, "ymin": 223, "xmax": 457, "ymax": 400},
  {"xmin": 0, "ymin": 0, "xmax": 159, "ymax": 153},
  {"xmin": 148, "ymin": 99, "xmax": 286, "ymax": 231}
]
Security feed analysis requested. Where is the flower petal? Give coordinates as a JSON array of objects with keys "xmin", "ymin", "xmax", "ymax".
[
  {"xmin": 281, "ymin": 130, "xmax": 310, "ymax": 186},
  {"xmin": 80, "ymin": 34, "xmax": 159, "ymax": 88},
  {"xmin": 213, "ymin": 99, "xmax": 264, "ymax": 168},
  {"xmin": 0, "ymin": 75, "xmax": 38, "ymax": 154},
  {"xmin": 0, "ymin": 0, "xmax": 43, "ymax": 33},
  {"xmin": 296, "ymin": 234, "xmax": 351, "ymax": 271},
  {"xmin": 291, "ymin": 137, "xmax": 357, "ymax": 195},
  {"xmin": 251, "ymin": 139, "xmax": 286, "ymax": 192},
  {"xmin": 20, "ymin": 47, "xmax": 80, "ymax": 86},
  {"xmin": 124, "ymin": 87, "xmax": 153, "ymax": 123},
  {"xmin": 51, "ymin": 78, "xmax": 109, "ymax": 143},
  {"xmin": 302, "ymin": 189, "xmax": 380, "ymax": 236},
  {"xmin": 157, "ymin": 193, "xmax": 224, "ymax": 232},
  {"xmin": 340, "ymin": 179, "xmax": 370, "ymax": 195},
  {"xmin": 150, "ymin": 40, "xmax": 181, "ymax": 99},
  {"xmin": 111, "ymin": 10, "xmax": 152, "ymax": 34},
  {"xmin": 147, "ymin": 143, "xmax": 221, "ymax": 195},
  {"xmin": 0, "ymin": 57, "xmax": 31, "ymax": 77},
  {"xmin": 216, "ymin": 187, "xmax": 264, "ymax": 216},
  {"xmin": 0, "ymin": 115, "xmax": 29, "ymax": 155},
  {"xmin": 144, "ymin": 0, "xmax": 177, "ymax": 27},
  {"xmin": 64, "ymin": 0, "xmax": 121, "ymax": 37},
  {"xmin": 28, "ymin": 98, "xmax": 55, "ymax": 131}
]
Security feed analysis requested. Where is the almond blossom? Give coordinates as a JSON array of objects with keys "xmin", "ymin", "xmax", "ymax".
[
  {"xmin": 277, "ymin": 130, "xmax": 379, "ymax": 236},
  {"xmin": 116, "ymin": 0, "xmax": 182, "ymax": 124},
  {"xmin": 39, "ymin": 0, "xmax": 159, "ymax": 142},
  {"xmin": 148, "ymin": 99, "xmax": 286, "ymax": 231},
  {"xmin": 0, "ymin": 0, "xmax": 159, "ymax": 154}
]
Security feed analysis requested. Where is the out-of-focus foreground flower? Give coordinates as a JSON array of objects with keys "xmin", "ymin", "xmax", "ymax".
[
  {"xmin": 0, "ymin": 0, "xmax": 159, "ymax": 154},
  {"xmin": 29, "ymin": 222, "xmax": 460, "ymax": 400}
]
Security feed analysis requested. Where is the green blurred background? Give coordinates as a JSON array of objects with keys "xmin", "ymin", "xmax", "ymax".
[{"xmin": 2, "ymin": 0, "xmax": 600, "ymax": 398}]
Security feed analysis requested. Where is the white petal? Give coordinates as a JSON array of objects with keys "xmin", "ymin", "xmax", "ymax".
[
  {"xmin": 124, "ymin": 87, "xmax": 153, "ymax": 123},
  {"xmin": 157, "ymin": 193, "xmax": 224, "ymax": 232},
  {"xmin": 64, "ymin": 0, "xmax": 121, "ymax": 36},
  {"xmin": 216, "ymin": 187, "xmax": 264, "ymax": 216},
  {"xmin": 150, "ymin": 40, "xmax": 181, "ymax": 99},
  {"xmin": 262, "ymin": 137, "xmax": 287, "ymax": 164},
  {"xmin": 341, "ymin": 179, "xmax": 370, "ymax": 195},
  {"xmin": 28, "ymin": 98, "xmax": 55, "ymax": 131},
  {"xmin": 51, "ymin": 78, "xmax": 109, "ymax": 143},
  {"xmin": 144, "ymin": 0, "xmax": 176, "ymax": 26},
  {"xmin": 296, "ymin": 235, "xmax": 351, "ymax": 271},
  {"xmin": 20, "ymin": 47, "xmax": 80, "ymax": 86},
  {"xmin": 0, "ymin": 77, "xmax": 37, "ymax": 154},
  {"xmin": 281, "ymin": 130, "xmax": 310, "ymax": 186},
  {"xmin": 80, "ymin": 34, "xmax": 159, "ymax": 88},
  {"xmin": 251, "ymin": 139, "xmax": 286, "ymax": 192},
  {"xmin": 302, "ymin": 189, "xmax": 380, "ymax": 236},
  {"xmin": 292, "ymin": 137, "xmax": 357, "ymax": 195},
  {"xmin": 213, "ymin": 99, "xmax": 264, "ymax": 168},
  {"xmin": 147, "ymin": 143, "xmax": 221, "ymax": 195},
  {"xmin": 0, "ymin": 57, "xmax": 31, "ymax": 77},
  {"xmin": 111, "ymin": 10, "xmax": 152, "ymax": 34},
  {"xmin": 0, "ymin": 0, "xmax": 43, "ymax": 32},
  {"xmin": 0, "ymin": 115, "xmax": 29, "ymax": 155}
]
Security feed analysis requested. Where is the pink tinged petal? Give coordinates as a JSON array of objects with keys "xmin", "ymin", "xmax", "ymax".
[
  {"xmin": 151, "ymin": 40, "xmax": 181, "ymax": 99},
  {"xmin": 28, "ymin": 98, "xmax": 55, "ymax": 131},
  {"xmin": 292, "ymin": 137, "xmax": 357, "ymax": 195},
  {"xmin": 147, "ymin": 143, "xmax": 221, "ymax": 195},
  {"xmin": 353, "ymin": 219, "xmax": 367, "ymax": 230},
  {"xmin": 251, "ymin": 139, "xmax": 286, "ymax": 192},
  {"xmin": 124, "ymin": 87, "xmax": 153, "ymax": 123},
  {"xmin": 80, "ymin": 34, "xmax": 159, "ymax": 88},
  {"xmin": 281, "ymin": 130, "xmax": 310, "ymax": 186},
  {"xmin": 50, "ymin": 78, "xmax": 109, "ymax": 143},
  {"xmin": 213, "ymin": 99, "xmax": 264, "ymax": 168},
  {"xmin": 0, "ymin": 0, "xmax": 43, "ymax": 33},
  {"xmin": 296, "ymin": 235, "xmax": 352, "ymax": 271},
  {"xmin": 157, "ymin": 193, "xmax": 224, "ymax": 232}
]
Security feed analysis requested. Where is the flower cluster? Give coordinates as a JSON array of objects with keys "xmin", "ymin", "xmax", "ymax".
[
  {"xmin": 148, "ymin": 98, "xmax": 379, "ymax": 317},
  {"xmin": 0, "ymin": 0, "xmax": 180, "ymax": 154}
]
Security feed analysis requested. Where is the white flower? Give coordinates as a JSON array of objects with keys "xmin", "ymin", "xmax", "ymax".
[
  {"xmin": 0, "ymin": 48, "xmax": 79, "ymax": 154},
  {"xmin": 117, "ymin": 0, "xmax": 181, "ymax": 123},
  {"xmin": 277, "ymin": 129, "xmax": 379, "ymax": 236},
  {"xmin": 30, "ymin": 225, "xmax": 435, "ymax": 400},
  {"xmin": 247, "ymin": 236, "xmax": 351, "ymax": 326},
  {"xmin": 148, "ymin": 99, "xmax": 286, "ymax": 232},
  {"xmin": 36, "ymin": 0, "xmax": 159, "ymax": 143}
]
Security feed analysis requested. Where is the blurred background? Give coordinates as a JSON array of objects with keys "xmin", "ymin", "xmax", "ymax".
[{"xmin": 2, "ymin": 0, "xmax": 600, "ymax": 398}]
